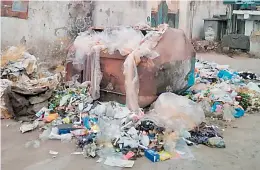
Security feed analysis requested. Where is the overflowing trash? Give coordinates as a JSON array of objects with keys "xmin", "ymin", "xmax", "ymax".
[
  {"xmin": 1, "ymin": 25, "xmax": 260, "ymax": 168},
  {"xmin": 0, "ymin": 46, "xmax": 63, "ymax": 120},
  {"xmin": 185, "ymin": 60, "xmax": 260, "ymax": 119},
  {"xmin": 187, "ymin": 123, "xmax": 225, "ymax": 148},
  {"xmin": 34, "ymin": 88, "xmax": 197, "ymax": 166},
  {"xmin": 192, "ymin": 40, "xmax": 220, "ymax": 52},
  {"xmin": 67, "ymin": 24, "xmax": 196, "ymax": 109}
]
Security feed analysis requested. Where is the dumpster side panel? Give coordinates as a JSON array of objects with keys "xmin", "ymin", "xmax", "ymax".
[{"xmin": 66, "ymin": 28, "xmax": 195, "ymax": 107}]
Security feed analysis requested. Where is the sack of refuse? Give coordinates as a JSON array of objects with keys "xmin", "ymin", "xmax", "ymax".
[{"xmin": 142, "ymin": 92, "xmax": 205, "ymax": 132}]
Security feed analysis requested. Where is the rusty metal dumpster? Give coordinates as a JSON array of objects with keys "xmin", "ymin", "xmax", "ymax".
[{"xmin": 66, "ymin": 27, "xmax": 195, "ymax": 108}]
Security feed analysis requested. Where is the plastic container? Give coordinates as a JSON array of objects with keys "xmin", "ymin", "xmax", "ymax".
[{"xmin": 144, "ymin": 149, "xmax": 160, "ymax": 162}]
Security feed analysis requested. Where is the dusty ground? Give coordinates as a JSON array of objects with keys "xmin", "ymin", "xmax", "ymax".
[
  {"xmin": 198, "ymin": 52, "xmax": 260, "ymax": 75},
  {"xmin": 1, "ymin": 52, "xmax": 260, "ymax": 170}
]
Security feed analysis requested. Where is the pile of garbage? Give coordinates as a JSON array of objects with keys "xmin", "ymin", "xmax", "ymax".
[
  {"xmin": 0, "ymin": 46, "xmax": 62, "ymax": 120},
  {"xmin": 69, "ymin": 24, "xmax": 170, "ymax": 111},
  {"xmin": 192, "ymin": 40, "xmax": 220, "ymax": 52},
  {"xmin": 2, "ymin": 28, "xmax": 260, "ymax": 168},
  {"xmin": 185, "ymin": 60, "xmax": 260, "ymax": 122},
  {"xmin": 29, "ymin": 86, "xmax": 204, "ymax": 167}
]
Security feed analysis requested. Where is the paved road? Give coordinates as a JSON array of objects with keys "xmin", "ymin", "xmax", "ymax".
[{"xmin": 198, "ymin": 52, "xmax": 260, "ymax": 75}]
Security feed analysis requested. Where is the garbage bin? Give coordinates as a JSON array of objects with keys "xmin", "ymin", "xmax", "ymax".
[{"xmin": 66, "ymin": 27, "xmax": 196, "ymax": 107}]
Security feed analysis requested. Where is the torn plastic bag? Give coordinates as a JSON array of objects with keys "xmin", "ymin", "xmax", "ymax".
[
  {"xmin": 246, "ymin": 82, "xmax": 260, "ymax": 93},
  {"xmin": 104, "ymin": 157, "xmax": 134, "ymax": 168},
  {"xmin": 209, "ymin": 88, "xmax": 233, "ymax": 103},
  {"xmin": 123, "ymin": 53, "xmax": 140, "ymax": 112},
  {"xmin": 89, "ymin": 103, "xmax": 107, "ymax": 116},
  {"xmin": 123, "ymin": 26, "xmax": 166, "ymax": 112},
  {"xmin": 142, "ymin": 92, "xmax": 205, "ymax": 132},
  {"xmin": 25, "ymin": 140, "xmax": 40, "ymax": 148},
  {"xmin": 20, "ymin": 120, "xmax": 39, "ymax": 133},
  {"xmin": 79, "ymin": 52, "xmax": 102, "ymax": 100},
  {"xmin": 66, "ymin": 26, "xmax": 196, "ymax": 109},
  {"xmin": 109, "ymin": 27, "xmax": 144, "ymax": 56},
  {"xmin": 175, "ymin": 138, "xmax": 194, "ymax": 160},
  {"xmin": 96, "ymin": 117, "xmax": 121, "ymax": 143},
  {"xmin": 48, "ymin": 127, "xmax": 72, "ymax": 142},
  {"xmin": 198, "ymin": 99, "xmax": 211, "ymax": 117},
  {"xmin": 223, "ymin": 104, "xmax": 235, "ymax": 121},
  {"xmin": 163, "ymin": 132, "xmax": 179, "ymax": 154}
]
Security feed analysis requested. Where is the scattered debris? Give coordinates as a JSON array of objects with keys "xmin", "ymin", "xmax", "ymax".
[
  {"xmin": 20, "ymin": 120, "xmax": 39, "ymax": 133},
  {"xmin": 188, "ymin": 123, "xmax": 224, "ymax": 148},
  {"xmin": 0, "ymin": 79, "xmax": 13, "ymax": 119},
  {"xmin": 104, "ymin": 157, "xmax": 135, "ymax": 168},
  {"xmin": 192, "ymin": 40, "xmax": 220, "ymax": 52},
  {"xmin": 0, "ymin": 46, "xmax": 62, "ymax": 120},
  {"xmin": 2, "ymin": 24, "xmax": 260, "ymax": 168},
  {"xmin": 185, "ymin": 59, "xmax": 260, "ymax": 122},
  {"xmin": 25, "ymin": 140, "xmax": 40, "ymax": 148},
  {"xmin": 71, "ymin": 152, "xmax": 83, "ymax": 155},
  {"xmin": 49, "ymin": 150, "xmax": 59, "ymax": 155}
]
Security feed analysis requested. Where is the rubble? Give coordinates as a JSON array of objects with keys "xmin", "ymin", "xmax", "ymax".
[
  {"xmin": 20, "ymin": 120, "xmax": 39, "ymax": 133},
  {"xmin": 0, "ymin": 79, "xmax": 13, "ymax": 119},
  {"xmin": 192, "ymin": 40, "xmax": 220, "ymax": 52},
  {"xmin": 1, "ymin": 46, "xmax": 63, "ymax": 120}
]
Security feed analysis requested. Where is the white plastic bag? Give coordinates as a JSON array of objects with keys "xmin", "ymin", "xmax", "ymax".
[
  {"xmin": 143, "ymin": 92, "xmax": 205, "ymax": 132},
  {"xmin": 223, "ymin": 103, "xmax": 235, "ymax": 121},
  {"xmin": 246, "ymin": 82, "xmax": 260, "ymax": 93},
  {"xmin": 123, "ymin": 54, "xmax": 140, "ymax": 112}
]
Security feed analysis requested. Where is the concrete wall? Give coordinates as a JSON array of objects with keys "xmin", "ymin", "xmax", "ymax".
[
  {"xmin": 178, "ymin": 0, "xmax": 191, "ymax": 38},
  {"xmin": 177, "ymin": 0, "xmax": 227, "ymax": 40},
  {"xmin": 1, "ymin": 0, "xmax": 228, "ymax": 61},
  {"xmin": 1, "ymin": 1, "xmax": 151, "ymax": 61},
  {"xmin": 149, "ymin": 0, "xmax": 228, "ymax": 40},
  {"xmin": 150, "ymin": 0, "xmax": 179, "ymax": 13},
  {"xmin": 250, "ymin": 31, "xmax": 260, "ymax": 58},
  {"xmin": 191, "ymin": 0, "xmax": 227, "ymax": 39},
  {"xmin": 92, "ymin": 1, "xmax": 150, "ymax": 27},
  {"xmin": 1, "ymin": 1, "xmax": 71, "ymax": 61}
]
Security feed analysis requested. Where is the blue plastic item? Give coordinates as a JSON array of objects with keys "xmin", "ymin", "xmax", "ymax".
[
  {"xmin": 211, "ymin": 102, "xmax": 221, "ymax": 112},
  {"xmin": 233, "ymin": 108, "xmax": 245, "ymax": 118},
  {"xmin": 82, "ymin": 117, "xmax": 91, "ymax": 129},
  {"xmin": 57, "ymin": 124, "xmax": 81, "ymax": 135},
  {"xmin": 145, "ymin": 149, "xmax": 160, "ymax": 162},
  {"xmin": 217, "ymin": 70, "xmax": 233, "ymax": 80},
  {"xmin": 90, "ymin": 117, "xmax": 98, "ymax": 124},
  {"xmin": 148, "ymin": 133, "xmax": 156, "ymax": 140}
]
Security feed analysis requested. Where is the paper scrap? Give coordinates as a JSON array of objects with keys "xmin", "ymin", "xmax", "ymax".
[{"xmin": 104, "ymin": 157, "xmax": 134, "ymax": 168}]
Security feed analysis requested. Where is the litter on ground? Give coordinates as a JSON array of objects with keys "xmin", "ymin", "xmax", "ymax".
[{"xmin": 1, "ymin": 24, "xmax": 260, "ymax": 168}]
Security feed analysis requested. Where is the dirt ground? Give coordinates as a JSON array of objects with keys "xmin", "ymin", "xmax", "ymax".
[{"xmin": 1, "ymin": 52, "xmax": 260, "ymax": 170}]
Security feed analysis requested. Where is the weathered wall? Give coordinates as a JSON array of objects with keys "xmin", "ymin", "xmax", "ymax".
[
  {"xmin": 92, "ymin": 1, "xmax": 150, "ymax": 27},
  {"xmin": 178, "ymin": 0, "xmax": 191, "ymax": 38},
  {"xmin": 1, "ymin": 1, "xmax": 151, "ymax": 61},
  {"xmin": 191, "ymin": 0, "xmax": 227, "ymax": 39},
  {"xmin": 250, "ymin": 31, "xmax": 260, "ymax": 58},
  {"xmin": 150, "ymin": 0, "xmax": 179, "ymax": 13},
  {"xmin": 2, "ymin": 0, "xmax": 228, "ymax": 61},
  {"xmin": 1, "ymin": 1, "xmax": 72, "ymax": 61},
  {"xmin": 177, "ymin": 0, "xmax": 228, "ymax": 40}
]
